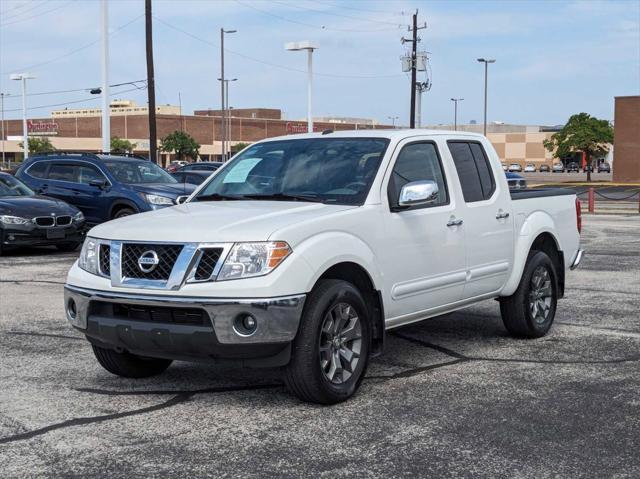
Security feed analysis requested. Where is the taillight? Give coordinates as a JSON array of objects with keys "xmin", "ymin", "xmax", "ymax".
[{"xmin": 575, "ymin": 197, "xmax": 582, "ymax": 234}]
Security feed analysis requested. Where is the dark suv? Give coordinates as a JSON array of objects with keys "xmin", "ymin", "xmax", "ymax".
[{"xmin": 16, "ymin": 152, "xmax": 195, "ymax": 225}]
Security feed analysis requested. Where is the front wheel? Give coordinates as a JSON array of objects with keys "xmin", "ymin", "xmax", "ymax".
[
  {"xmin": 500, "ymin": 250, "xmax": 558, "ymax": 338},
  {"xmin": 112, "ymin": 208, "xmax": 135, "ymax": 219},
  {"xmin": 283, "ymin": 279, "xmax": 371, "ymax": 404},
  {"xmin": 92, "ymin": 345, "xmax": 172, "ymax": 378}
]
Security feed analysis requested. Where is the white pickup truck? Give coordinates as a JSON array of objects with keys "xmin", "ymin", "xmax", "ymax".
[{"xmin": 65, "ymin": 130, "xmax": 583, "ymax": 404}]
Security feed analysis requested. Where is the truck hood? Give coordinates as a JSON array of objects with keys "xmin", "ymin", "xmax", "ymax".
[{"xmin": 88, "ymin": 201, "xmax": 357, "ymax": 243}]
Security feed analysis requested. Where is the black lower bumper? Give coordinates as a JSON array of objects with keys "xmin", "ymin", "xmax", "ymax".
[{"xmin": 1, "ymin": 225, "xmax": 85, "ymax": 249}]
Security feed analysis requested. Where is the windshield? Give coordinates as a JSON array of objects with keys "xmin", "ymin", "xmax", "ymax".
[
  {"xmin": 195, "ymin": 138, "xmax": 389, "ymax": 205},
  {"xmin": 104, "ymin": 160, "xmax": 177, "ymax": 184},
  {"xmin": 0, "ymin": 175, "xmax": 34, "ymax": 197}
]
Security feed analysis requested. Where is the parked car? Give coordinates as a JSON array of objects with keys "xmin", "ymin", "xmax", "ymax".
[
  {"xmin": 166, "ymin": 160, "xmax": 189, "ymax": 173},
  {"xmin": 597, "ymin": 163, "xmax": 611, "ymax": 173},
  {"xmin": 583, "ymin": 164, "xmax": 594, "ymax": 173},
  {"xmin": 508, "ymin": 163, "xmax": 522, "ymax": 172},
  {"xmin": 539, "ymin": 164, "xmax": 551, "ymax": 173},
  {"xmin": 501, "ymin": 163, "xmax": 508, "ymax": 171},
  {"xmin": 505, "ymin": 171, "xmax": 527, "ymax": 189},
  {"xmin": 16, "ymin": 152, "xmax": 196, "ymax": 225},
  {"xmin": 178, "ymin": 161, "xmax": 223, "ymax": 172},
  {"xmin": 171, "ymin": 170, "xmax": 212, "ymax": 186},
  {"xmin": 65, "ymin": 130, "xmax": 583, "ymax": 404},
  {"xmin": 566, "ymin": 162, "xmax": 580, "ymax": 173},
  {"xmin": 552, "ymin": 163, "xmax": 565, "ymax": 173},
  {"xmin": 0, "ymin": 172, "xmax": 85, "ymax": 254},
  {"xmin": 523, "ymin": 164, "xmax": 536, "ymax": 173}
]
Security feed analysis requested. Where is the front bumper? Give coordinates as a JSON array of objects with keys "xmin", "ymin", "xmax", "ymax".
[
  {"xmin": 1, "ymin": 223, "xmax": 85, "ymax": 248},
  {"xmin": 64, "ymin": 285, "xmax": 306, "ymax": 365}
]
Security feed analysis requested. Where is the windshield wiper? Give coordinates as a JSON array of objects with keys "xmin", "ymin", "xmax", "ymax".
[
  {"xmin": 242, "ymin": 193, "xmax": 326, "ymax": 203},
  {"xmin": 195, "ymin": 193, "xmax": 246, "ymax": 201}
]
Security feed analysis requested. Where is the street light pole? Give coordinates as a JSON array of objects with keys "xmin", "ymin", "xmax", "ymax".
[
  {"xmin": 477, "ymin": 58, "xmax": 495, "ymax": 137},
  {"xmin": 387, "ymin": 116, "xmax": 399, "ymax": 128},
  {"xmin": 285, "ymin": 41, "xmax": 319, "ymax": 133},
  {"xmin": 10, "ymin": 73, "xmax": 35, "ymax": 160},
  {"xmin": 450, "ymin": 98, "xmax": 464, "ymax": 131},
  {"xmin": 1, "ymin": 93, "xmax": 5, "ymax": 168},
  {"xmin": 220, "ymin": 28, "xmax": 236, "ymax": 162},
  {"xmin": 101, "ymin": 0, "xmax": 110, "ymax": 153}
]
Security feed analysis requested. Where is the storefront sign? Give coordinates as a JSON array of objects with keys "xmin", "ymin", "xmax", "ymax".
[
  {"xmin": 27, "ymin": 120, "xmax": 59, "ymax": 136},
  {"xmin": 286, "ymin": 122, "xmax": 321, "ymax": 134}
]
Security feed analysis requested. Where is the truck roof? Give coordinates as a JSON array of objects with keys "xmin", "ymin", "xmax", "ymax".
[{"xmin": 265, "ymin": 128, "xmax": 487, "ymax": 142}]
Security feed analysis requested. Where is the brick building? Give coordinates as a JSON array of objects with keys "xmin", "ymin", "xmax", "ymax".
[{"xmin": 612, "ymin": 96, "xmax": 640, "ymax": 183}]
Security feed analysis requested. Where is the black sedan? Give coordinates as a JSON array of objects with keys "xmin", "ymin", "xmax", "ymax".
[
  {"xmin": 177, "ymin": 161, "xmax": 222, "ymax": 172},
  {"xmin": 170, "ymin": 170, "xmax": 212, "ymax": 186},
  {"xmin": 0, "ymin": 173, "xmax": 85, "ymax": 254},
  {"xmin": 539, "ymin": 164, "xmax": 551, "ymax": 173}
]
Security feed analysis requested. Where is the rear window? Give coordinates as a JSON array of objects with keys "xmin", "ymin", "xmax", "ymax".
[{"xmin": 448, "ymin": 141, "xmax": 495, "ymax": 202}]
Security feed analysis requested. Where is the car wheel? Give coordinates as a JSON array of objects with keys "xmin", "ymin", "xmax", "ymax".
[
  {"xmin": 113, "ymin": 208, "xmax": 135, "ymax": 219},
  {"xmin": 500, "ymin": 250, "xmax": 558, "ymax": 339},
  {"xmin": 56, "ymin": 242, "xmax": 81, "ymax": 252},
  {"xmin": 92, "ymin": 345, "xmax": 172, "ymax": 378},
  {"xmin": 283, "ymin": 279, "xmax": 371, "ymax": 404}
]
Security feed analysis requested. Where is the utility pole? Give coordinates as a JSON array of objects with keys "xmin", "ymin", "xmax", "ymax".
[
  {"xmin": 450, "ymin": 98, "xmax": 464, "ymax": 130},
  {"xmin": 146, "ymin": 0, "xmax": 158, "ymax": 163},
  {"xmin": 101, "ymin": 0, "xmax": 110, "ymax": 153},
  {"xmin": 401, "ymin": 11, "xmax": 426, "ymax": 129},
  {"xmin": 1, "ymin": 93, "xmax": 5, "ymax": 169},
  {"xmin": 220, "ymin": 29, "xmax": 237, "ymax": 161}
]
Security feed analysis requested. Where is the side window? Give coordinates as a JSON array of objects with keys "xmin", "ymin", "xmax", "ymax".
[
  {"xmin": 388, "ymin": 142, "xmax": 448, "ymax": 209},
  {"xmin": 77, "ymin": 165, "xmax": 105, "ymax": 185},
  {"xmin": 47, "ymin": 164, "xmax": 77, "ymax": 182},
  {"xmin": 448, "ymin": 141, "xmax": 495, "ymax": 202},
  {"xmin": 26, "ymin": 161, "xmax": 48, "ymax": 179},
  {"xmin": 187, "ymin": 174, "xmax": 203, "ymax": 184}
]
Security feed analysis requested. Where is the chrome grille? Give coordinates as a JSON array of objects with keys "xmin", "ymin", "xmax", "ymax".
[
  {"xmin": 99, "ymin": 244, "xmax": 111, "ymax": 276},
  {"xmin": 121, "ymin": 243, "xmax": 183, "ymax": 281},
  {"xmin": 56, "ymin": 215, "xmax": 72, "ymax": 226},
  {"xmin": 194, "ymin": 248, "xmax": 224, "ymax": 281}
]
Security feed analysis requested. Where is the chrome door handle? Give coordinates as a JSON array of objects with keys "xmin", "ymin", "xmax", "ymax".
[
  {"xmin": 447, "ymin": 219, "xmax": 463, "ymax": 227},
  {"xmin": 496, "ymin": 212, "xmax": 510, "ymax": 220}
]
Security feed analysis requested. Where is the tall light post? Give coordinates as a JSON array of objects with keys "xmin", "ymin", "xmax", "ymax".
[
  {"xmin": 1, "ymin": 92, "xmax": 6, "ymax": 168},
  {"xmin": 285, "ymin": 41, "xmax": 319, "ymax": 133},
  {"xmin": 10, "ymin": 73, "xmax": 35, "ymax": 160},
  {"xmin": 387, "ymin": 116, "xmax": 399, "ymax": 128},
  {"xmin": 450, "ymin": 98, "xmax": 464, "ymax": 131},
  {"xmin": 477, "ymin": 58, "xmax": 495, "ymax": 137},
  {"xmin": 220, "ymin": 28, "xmax": 236, "ymax": 161},
  {"xmin": 218, "ymin": 78, "xmax": 237, "ymax": 159},
  {"xmin": 101, "ymin": 0, "xmax": 110, "ymax": 153}
]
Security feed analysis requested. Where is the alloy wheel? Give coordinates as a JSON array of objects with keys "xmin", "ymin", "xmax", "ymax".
[
  {"xmin": 319, "ymin": 302, "xmax": 362, "ymax": 384},
  {"xmin": 529, "ymin": 265, "xmax": 553, "ymax": 324}
]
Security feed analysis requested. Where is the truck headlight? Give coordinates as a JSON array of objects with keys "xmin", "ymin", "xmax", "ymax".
[
  {"xmin": 0, "ymin": 215, "xmax": 30, "ymax": 225},
  {"xmin": 73, "ymin": 211, "xmax": 85, "ymax": 223},
  {"xmin": 142, "ymin": 193, "xmax": 174, "ymax": 206},
  {"xmin": 217, "ymin": 241, "xmax": 291, "ymax": 281},
  {"xmin": 78, "ymin": 237, "xmax": 100, "ymax": 275}
]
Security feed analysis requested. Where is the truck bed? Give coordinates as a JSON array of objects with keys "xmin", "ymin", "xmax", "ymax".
[{"xmin": 510, "ymin": 187, "xmax": 576, "ymax": 200}]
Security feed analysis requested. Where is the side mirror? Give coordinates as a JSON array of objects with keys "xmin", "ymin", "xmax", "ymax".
[
  {"xmin": 397, "ymin": 180, "xmax": 439, "ymax": 208},
  {"xmin": 89, "ymin": 179, "xmax": 108, "ymax": 189},
  {"xmin": 176, "ymin": 195, "xmax": 189, "ymax": 205}
]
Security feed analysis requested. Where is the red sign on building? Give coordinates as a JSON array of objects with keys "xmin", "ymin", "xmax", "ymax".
[
  {"xmin": 286, "ymin": 122, "xmax": 321, "ymax": 134},
  {"xmin": 27, "ymin": 120, "xmax": 59, "ymax": 136}
]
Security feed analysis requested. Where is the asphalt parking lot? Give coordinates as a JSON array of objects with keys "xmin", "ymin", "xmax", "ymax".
[{"xmin": 1, "ymin": 214, "xmax": 639, "ymax": 478}]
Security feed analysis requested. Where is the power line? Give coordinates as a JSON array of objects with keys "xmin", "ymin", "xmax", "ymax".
[
  {"xmin": 154, "ymin": 16, "xmax": 404, "ymax": 79},
  {"xmin": 269, "ymin": 0, "xmax": 404, "ymax": 27},
  {"xmin": 2, "ymin": 80, "xmax": 147, "ymax": 100},
  {"xmin": 310, "ymin": 0, "xmax": 407, "ymax": 16},
  {"xmin": 2, "ymin": 86, "xmax": 145, "ymax": 114},
  {"xmin": 1, "ymin": 13, "xmax": 144, "ymax": 75},
  {"xmin": 1, "ymin": 0, "xmax": 50, "ymax": 22},
  {"xmin": 1, "ymin": 0, "xmax": 76, "ymax": 27},
  {"xmin": 234, "ymin": 0, "xmax": 399, "ymax": 33}
]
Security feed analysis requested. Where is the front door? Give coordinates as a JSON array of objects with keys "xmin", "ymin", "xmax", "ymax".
[{"xmin": 380, "ymin": 139, "xmax": 466, "ymax": 325}]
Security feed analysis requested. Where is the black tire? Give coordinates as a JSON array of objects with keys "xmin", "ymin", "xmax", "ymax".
[
  {"xmin": 283, "ymin": 279, "xmax": 371, "ymax": 405},
  {"xmin": 92, "ymin": 345, "xmax": 172, "ymax": 378},
  {"xmin": 113, "ymin": 208, "xmax": 135, "ymax": 219},
  {"xmin": 500, "ymin": 250, "xmax": 558, "ymax": 338},
  {"xmin": 55, "ymin": 241, "xmax": 81, "ymax": 252}
]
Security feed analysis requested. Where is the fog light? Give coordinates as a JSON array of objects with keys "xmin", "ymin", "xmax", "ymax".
[
  {"xmin": 67, "ymin": 298, "xmax": 77, "ymax": 320},
  {"xmin": 233, "ymin": 313, "xmax": 258, "ymax": 337},
  {"xmin": 8, "ymin": 235, "xmax": 15, "ymax": 241}
]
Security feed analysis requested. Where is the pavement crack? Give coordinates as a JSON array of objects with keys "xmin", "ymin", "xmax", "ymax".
[
  {"xmin": 0, "ymin": 279, "xmax": 65, "ymax": 285},
  {"xmin": 366, "ymin": 358, "xmax": 469, "ymax": 381},
  {"xmin": 390, "ymin": 332, "xmax": 470, "ymax": 360},
  {"xmin": 75, "ymin": 383, "xmax": 281, "ymax": 396},
  {"xmin": 6, "ymin": 331, "xmax": 84, "ymax": 341},
  {"xmin": 0, "ymin": 393, "xmax": 191, "ymax": 445}
]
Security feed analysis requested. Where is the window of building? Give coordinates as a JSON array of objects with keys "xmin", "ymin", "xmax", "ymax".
[
  {"xmin": 387, "ymin": 141, "xmax": 448, "ymax": 210},
  {"xmin": 447, "ymin": 141, "xmax": 495, "ymax": 202}
]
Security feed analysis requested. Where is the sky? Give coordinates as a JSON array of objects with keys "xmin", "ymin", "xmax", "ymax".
[{"xmin": 0, "ymin": 0, "xmax": 639, "ymax": 126}]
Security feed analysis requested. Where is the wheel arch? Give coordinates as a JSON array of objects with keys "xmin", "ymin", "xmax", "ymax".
[{"xmin": 109, "ymin": 199, "xmax": 139, "ymax": 219}]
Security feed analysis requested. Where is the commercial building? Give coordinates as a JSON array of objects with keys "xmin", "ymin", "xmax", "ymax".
[
  {"xmin": 613, "ymin": 96, "xmax": 640, "ymax": 183},
  {"xmin": 51, "ymin": 100, "xmax": 181, "ymax": 118}
]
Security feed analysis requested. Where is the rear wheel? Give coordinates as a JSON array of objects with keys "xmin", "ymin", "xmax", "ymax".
[
  {"xmin": 500, "ymin": 250, "xmax": 558, "ymax": 338},
  {"xmin": 283, "ymin": 279, "xmax": 371, "ymax": 404},
  {"xmin": 112, "ymin": 207, "xmax": 135, "ymax": 219},
  {"xmin": 92, "ymin": 345, "xmax": 172, "ymax": 378}
]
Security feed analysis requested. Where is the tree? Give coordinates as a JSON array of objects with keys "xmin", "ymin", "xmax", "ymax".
[
  {"xmin": 230, "ymin": 142, "xmax": 252, "ymax": 155},
  {"xmin": 110, "ymin": 137, "xmax": 137, "ymax": 154},
  {"xmin": 19, "ymin": 137, "xmax": 55, "ymax": 155},
  {"xmin": 159, "ymin": 130, "xmax": 200, "ymax": 161},
  {"xmin": 543, "ymin": 113, "xmax": 613, "ymax": 182}
]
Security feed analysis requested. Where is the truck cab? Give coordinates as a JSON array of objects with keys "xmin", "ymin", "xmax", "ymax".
[{"xmin": 64, "ymin": 130, "xmax": 583, "ymax": 404}]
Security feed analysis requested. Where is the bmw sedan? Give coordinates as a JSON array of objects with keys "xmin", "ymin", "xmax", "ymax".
[{"xmin": 0, "ymin": 173, "xmax": 85, "ymax": 254}]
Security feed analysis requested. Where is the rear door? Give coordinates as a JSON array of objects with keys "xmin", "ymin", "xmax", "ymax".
[
  {"xmin": 380, "ymin": 138, "xmax": 466, "ymax": 323},
  {"xmin": 73, "ymin": 163, "xmax": 111, "ymax": 223},
  {"xmin": 447, "ymin": 140, "xmax": 514, "ymax": 298}
]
